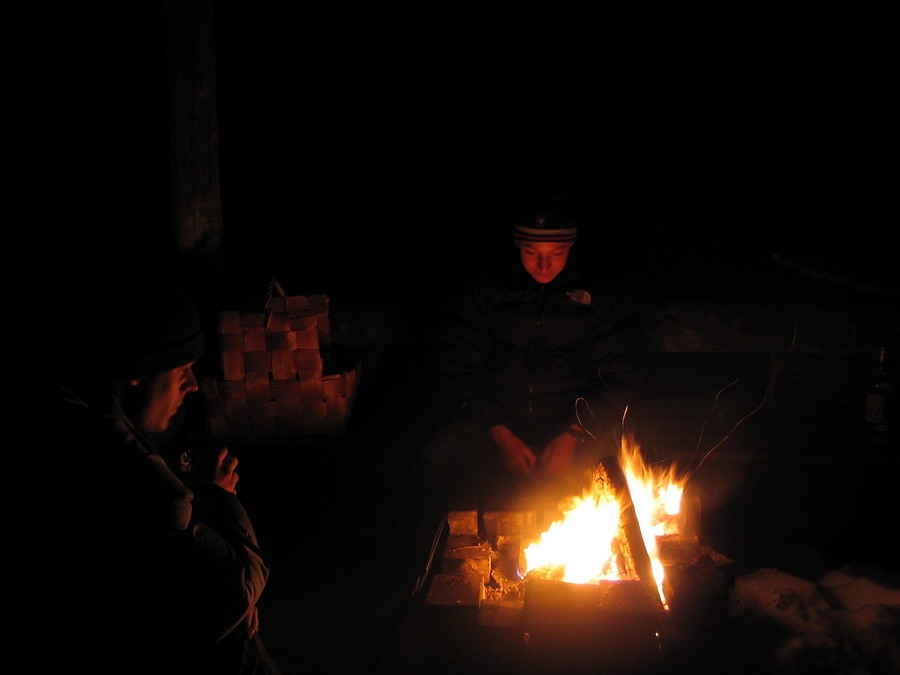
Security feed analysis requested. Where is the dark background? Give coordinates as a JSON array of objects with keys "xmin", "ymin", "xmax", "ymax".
[
  {"xmin": 11, "ymin": 9, "xmax": 898, "ymax": 673},
  {"xmin": 14, "ymin": 4, "xmax": 898, "ymax": 307}
]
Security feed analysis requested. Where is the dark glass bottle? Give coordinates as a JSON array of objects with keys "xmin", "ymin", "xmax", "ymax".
[{"xmin": 864, "ymin": 346, "xmax": 893, "ymax": 443}]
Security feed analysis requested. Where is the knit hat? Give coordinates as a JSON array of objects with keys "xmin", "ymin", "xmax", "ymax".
[
  {"xmin": 511, "ymin": 212, "xmax": 578, "ymax": 243},
  {"xmin": 75, "ymin": 274, "xmax": 205, "ymax": 381}
]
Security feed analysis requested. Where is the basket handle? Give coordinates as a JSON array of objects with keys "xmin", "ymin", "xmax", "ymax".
[{"xmin": 264, "ymin": 277, "xmax": 286, "ymax": 331}]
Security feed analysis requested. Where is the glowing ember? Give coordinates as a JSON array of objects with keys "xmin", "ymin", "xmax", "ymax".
[{"xmin": 523, "ymin": 435, "xmax": 686, "ymax": 607}]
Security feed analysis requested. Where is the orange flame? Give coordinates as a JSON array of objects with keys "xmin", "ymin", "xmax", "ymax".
[{"xmin": 523, "ymin": 435, "xmax": 685, "ymax": 607}]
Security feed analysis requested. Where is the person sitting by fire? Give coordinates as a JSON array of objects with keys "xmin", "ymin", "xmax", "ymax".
[
  {"xmin": 414, "ymin": 209, "xmax": 644, "ymax": 509},
  {"xmin": 12, "ymin": 265, "xmax": 283, "ymax": 675}
]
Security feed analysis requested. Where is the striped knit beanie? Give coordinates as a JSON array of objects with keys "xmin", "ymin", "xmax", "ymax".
[{"xmin": 511, "ymin": 212, "xmax": 578, "ymax": 243}]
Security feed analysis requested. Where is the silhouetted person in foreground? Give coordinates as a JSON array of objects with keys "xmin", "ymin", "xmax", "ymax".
[{"xmin": 13, "ymin": 267, "xmax": 282, "ymax": 675}]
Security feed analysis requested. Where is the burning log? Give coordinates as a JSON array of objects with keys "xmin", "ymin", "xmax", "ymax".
[{"xmin": 596, "ymin": 455, "xmax": 662, "ymax": 605}]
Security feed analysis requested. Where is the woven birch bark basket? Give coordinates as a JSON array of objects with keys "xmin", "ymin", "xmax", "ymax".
[{"xmin": 201, "ymin": 279, "xmax": 360, "ymax": 439}]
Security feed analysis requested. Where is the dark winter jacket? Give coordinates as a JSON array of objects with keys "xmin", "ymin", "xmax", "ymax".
[
  {"xmin": 17, "ymin": 379, "xmax": 271, "ymax": 674},
  {"xmin": 433, "ymin": 252, "xmax": 644, "ymax": 443}
]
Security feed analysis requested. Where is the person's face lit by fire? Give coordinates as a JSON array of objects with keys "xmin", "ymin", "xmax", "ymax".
[
  {"xmin": 517, "ymin": 240, "xmax": 573, "ymax": 284},
  {"xmin": 126, "ymin": 362, "xmax": 200, "ymax": 435}
]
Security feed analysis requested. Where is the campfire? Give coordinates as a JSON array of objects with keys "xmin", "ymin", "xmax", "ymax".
[
  {"xmin": 522, "ymin": 439, "xmax": 686, "ymax": 608},
  {"xmin": 420, "ymin": 434, "xmax": 734, "ymax": 669}
]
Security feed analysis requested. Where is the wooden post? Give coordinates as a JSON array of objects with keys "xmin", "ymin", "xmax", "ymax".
[{"xmin": 161, "ymin": 0, "xmax": 225, "ymax": 301}]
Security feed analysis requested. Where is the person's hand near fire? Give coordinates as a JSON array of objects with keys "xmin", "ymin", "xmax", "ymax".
[
  {"xmin": 538, "ymin": 425, "xmax": 583, "ymax": 476},
  {"xmin": 491, "ymin": 423, "xmax": 580, "ymax": 478},
  {"xmin": 491, "ymin": 424, "xmax": 538, "ymax": 475}
]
